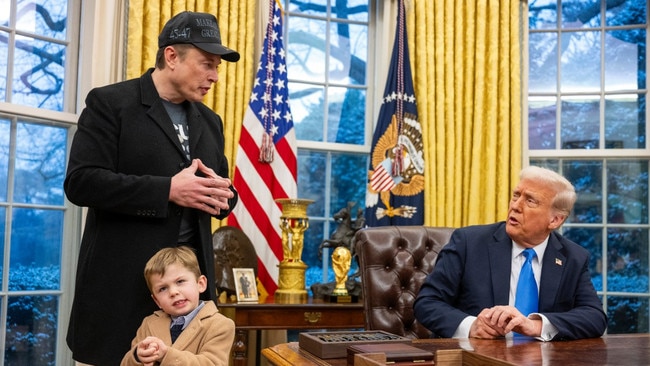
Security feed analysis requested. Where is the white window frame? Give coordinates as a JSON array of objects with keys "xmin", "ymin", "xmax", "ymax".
[{"xmin": 523, "ymin": 0, "xmax": 650, "ymax": 333}]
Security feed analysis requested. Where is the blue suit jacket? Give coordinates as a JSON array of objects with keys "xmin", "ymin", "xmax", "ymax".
[{"xmin": 413, "ymin": 222, "xmax": 607, "ymax": 340}]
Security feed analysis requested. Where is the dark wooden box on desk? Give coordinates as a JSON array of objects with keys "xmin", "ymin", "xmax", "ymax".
[
  {"xmin": 351, "ymin": 349, "xmax": 506, "ymax": 366},
  {"xmin": 299, "ymin": 330, "xmax": 411, "ymax": 359},
  {"xmin": 347, "ymin": 343, "xmax": 434, "ymax": 366}
]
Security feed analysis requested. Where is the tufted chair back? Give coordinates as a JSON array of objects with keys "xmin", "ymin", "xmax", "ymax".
[{"xmin": 354, "ymin": 226, "xmax": 455, "ymax": 339}]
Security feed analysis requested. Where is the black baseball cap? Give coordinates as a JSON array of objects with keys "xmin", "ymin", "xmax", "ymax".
[{"xmin": 158, "ymin": 11, "xmax": 240, "ymax": 62}]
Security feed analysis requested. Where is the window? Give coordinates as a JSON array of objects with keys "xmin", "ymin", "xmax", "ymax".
[
  {"xmin": 283, "ymin": 0, "xmax": 373, "ymax": 286},
  {"xmin": 0, "ymin": 0, "xmax": 79, "ymax": 364},
  {"xmin": 528, "ymin": 0, "xmax": 648, "ymax": 333}
]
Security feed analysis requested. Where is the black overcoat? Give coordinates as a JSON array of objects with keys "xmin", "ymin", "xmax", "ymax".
[{"xmin": 64, "ymin": 69, "xmax": 237, "ymax": 365}]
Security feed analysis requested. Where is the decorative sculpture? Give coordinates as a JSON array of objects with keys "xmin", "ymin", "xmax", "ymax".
[
  {"xmin": 312, "ymin": 202, "xmax": 365, "ymax": 302},
  {"xmin": 275, "ymin": 198, "xmax": 314, "ymax": 304},
  {"xmin": 212, "ymin": 226, "xmax": 258, "ymax": 300},
  {"xmin": 331, "ymin": 246, "xmax": 352, "ymax": 296},
  {"xmin": 318, "ymin": 202, "xmax": 365, "ymax": 259}
]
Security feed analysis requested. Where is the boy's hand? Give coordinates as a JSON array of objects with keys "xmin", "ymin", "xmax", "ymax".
[{"xmin": 136, "ymin": 336, "xmax": 168, "ymax": 364}]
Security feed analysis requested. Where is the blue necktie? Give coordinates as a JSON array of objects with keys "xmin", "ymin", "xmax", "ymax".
[
  {"xmin": 515, "ymin": 248, "xmax": 538, "ymax": 316},
  {"xmin": 170, "ymin": 319, "xmax": 184, "ymax": 343}
]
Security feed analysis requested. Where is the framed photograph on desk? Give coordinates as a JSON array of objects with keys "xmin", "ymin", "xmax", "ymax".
[{"xmin": 233, "ymin": 268, "xmax": 258, "ymax": 302}]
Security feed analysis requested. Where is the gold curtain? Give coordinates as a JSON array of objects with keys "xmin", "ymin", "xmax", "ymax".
[
  {"xmin": 410, "ymin": 0, "xmax": 523, "ymax": 227},
  {"xmin": 126, "ymin": 0, "xmax": 256, "ymax": 181}
]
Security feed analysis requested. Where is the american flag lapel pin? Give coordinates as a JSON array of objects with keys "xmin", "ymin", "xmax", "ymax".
[{"xmin": 555, "ymin": 258, "xmax": 563, "ymax": 266}]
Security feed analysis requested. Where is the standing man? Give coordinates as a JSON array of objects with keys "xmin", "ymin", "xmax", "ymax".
[
  {"xmin": 239, "ymin": 272, "xmax": 250, "ymax": 298},
  {"xmin": 414, "ymin": 166, "xmax": 607, "ymax": 340},
  {"xmin": 65, "ymin": 11, "xmax": 240, "ymax": 365}
]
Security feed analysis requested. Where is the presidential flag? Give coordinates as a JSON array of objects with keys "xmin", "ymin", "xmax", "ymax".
[
  {"xmin": 365, "ymin": 0, "xmax": 424, "ymax": 226},
  {"xmin": 230, "ymin": 0, "xmax": 296, "ymax": 294}
]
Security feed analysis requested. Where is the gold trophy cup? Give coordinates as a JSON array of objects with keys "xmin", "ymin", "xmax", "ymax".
[{"xmin": 331, "ymin": 246, "xmax": 352, "ymax": 297}]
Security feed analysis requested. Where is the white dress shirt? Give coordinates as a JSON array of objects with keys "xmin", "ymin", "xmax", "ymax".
[{"xmin": 452, "ymin": 238, "xmax": 559, "ymax": 340}]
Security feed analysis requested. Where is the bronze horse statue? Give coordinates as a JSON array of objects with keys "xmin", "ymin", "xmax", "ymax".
[
  {"xmin": 311, "ymin": 202, "xmax": 365, "ymax": 299},
  {"xmin": 318, "ymin": 202, "xmax": 365, "ymax": 259}
]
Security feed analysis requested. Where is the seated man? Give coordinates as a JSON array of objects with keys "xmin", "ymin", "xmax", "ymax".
[{"xmin": 414, "ymin": 166, "xmax": 607, "ymax": 340}]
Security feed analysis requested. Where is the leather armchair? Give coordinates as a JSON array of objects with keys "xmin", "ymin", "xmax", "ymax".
[{"xmin": 354, "ymin": 226, "xmax": 454, "ymax": 339}]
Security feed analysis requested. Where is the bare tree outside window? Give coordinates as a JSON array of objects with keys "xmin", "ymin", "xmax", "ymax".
[
  {"xmin": 284, "ymin": 0, "xmax": 371, "ymax": 287},
  {"xmin": 0, "ymin": 0, "xmax": 76, "ymax": 364}
]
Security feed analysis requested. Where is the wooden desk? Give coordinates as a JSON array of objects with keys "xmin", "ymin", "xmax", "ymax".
[
  {"xmin": 262, "ymin": 334, "xmax": 650, "ymax": 366},
  {"xmin": 219, "ymin": 296, "xmax": 364, "ymax": 366}
]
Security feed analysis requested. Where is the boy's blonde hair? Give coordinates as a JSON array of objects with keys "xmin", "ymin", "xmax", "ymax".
[{"xmin": 144, "ymin": 246, "xmax": 202, "ymax": 292}]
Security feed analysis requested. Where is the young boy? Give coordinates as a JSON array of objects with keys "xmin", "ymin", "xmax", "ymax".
[{"xmin": 121, "ymin": 246, "xmax": 235, "ymax": 366}]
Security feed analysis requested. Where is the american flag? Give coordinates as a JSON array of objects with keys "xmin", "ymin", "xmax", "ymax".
[
  {"xmin": 364, "ymin": 0, "xmax": 424, "ymax": 226},
  {"xmin": 230, "ymin": 0, "xmax": 296, "ymax": 294}
]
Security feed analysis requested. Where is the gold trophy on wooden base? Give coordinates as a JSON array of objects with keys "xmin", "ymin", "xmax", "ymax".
[
  {"xmin": 274, "ymin": 198, "xmax": 314, "ymax": 304},
  {"xmin": 328, "ymin": 246, "xmax": 353, "ymax": 302}
]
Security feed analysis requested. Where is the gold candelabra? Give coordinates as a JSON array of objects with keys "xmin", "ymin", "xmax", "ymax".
[{"xmin": 274, "ymin": 198, "xmax": 314, "ymax": 304}]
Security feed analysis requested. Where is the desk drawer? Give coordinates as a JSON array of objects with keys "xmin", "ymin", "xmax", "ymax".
[{"xmin": 233, "ymin": 307, "xmax": 365, "ymax": 329}]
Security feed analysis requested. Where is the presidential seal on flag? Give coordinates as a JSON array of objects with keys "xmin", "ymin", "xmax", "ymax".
[
  {"xmin": 364, "ymin": 0, "xmax": 424, "ymax": 227},
  {"xmin": 367, "ymin": 112, "xmax": 424, "ymax": 220}
]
